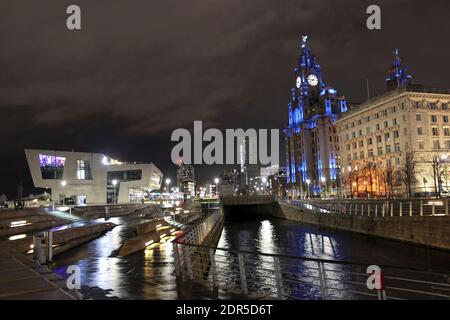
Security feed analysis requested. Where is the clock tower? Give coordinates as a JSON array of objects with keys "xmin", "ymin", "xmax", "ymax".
[{"xmin": 285, "ymin": 35, "xmax": 348, "ymax": 198}]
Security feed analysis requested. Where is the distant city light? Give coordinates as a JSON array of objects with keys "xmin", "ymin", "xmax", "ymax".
[{"xmin": 60, "ymin": 180, "xmax": 67, "ymax": 187}]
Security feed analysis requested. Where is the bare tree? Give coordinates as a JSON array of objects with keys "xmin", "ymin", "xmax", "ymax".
[
  {"xmin": 398, "ymin": 151, "xmax": 417, "ymax": 199},
  {"xmin": 431, "ymin": 154, "xmax": 442, "ymax": 199}
]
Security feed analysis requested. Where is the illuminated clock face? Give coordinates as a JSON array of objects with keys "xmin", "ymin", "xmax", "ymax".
[
  {"xmin": 307, "ymin": 74, "xmax": 318, "ymax": 86},
  {"xmin": 296, "ymin": 76, "xmax": 301, "ymax": 88}
]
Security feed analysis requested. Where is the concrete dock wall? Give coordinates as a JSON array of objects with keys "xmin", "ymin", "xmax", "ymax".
[{"xmin": 273, "ymin": 202, "xmax": 450, "ymax": 251}]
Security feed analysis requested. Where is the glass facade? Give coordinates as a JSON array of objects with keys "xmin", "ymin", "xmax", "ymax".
[
  {"xmin": 39, "ymin": 154, "xmax": 65, "ymax": 179},
  {"xmin": 106, "ymin": 170, "xmax": 143, "ymax": 204}
]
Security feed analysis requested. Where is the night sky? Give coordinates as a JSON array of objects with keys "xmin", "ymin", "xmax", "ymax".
[{"xmin": 1, "ymin": 0, "xmax": 449, "ymax": 198}]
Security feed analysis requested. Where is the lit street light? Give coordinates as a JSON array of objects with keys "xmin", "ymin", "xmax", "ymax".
[
  {"xmin": 306, "ymin": 179, "xmax": 311, "ymax": 199},
  {"xmin": 165, "ymin": 178, "xmax": 171, "ymax": 194},
  {"xmin": 214, "ymin": 178, "xmax": 219, "ymax": 195},
  {"xmin": 320, "ymin": 176, "xmax": 326, "ymax": 198},
  {"xmin": 60, "ymin": 180, "xmax": 66, "ymax": 205}
]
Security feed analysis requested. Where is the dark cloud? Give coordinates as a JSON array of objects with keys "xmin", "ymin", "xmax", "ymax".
[{"xmin": 1, "ymin": 0, "xmax": 450, "ymax": 196}]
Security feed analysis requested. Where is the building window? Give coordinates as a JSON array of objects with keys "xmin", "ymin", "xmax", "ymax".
[
  {"xmin": 417, "ymin": 127, "xmax": 423, "ymax": 135},
  {"xmin": 376, "ymin": 135, "xmax": 382, "ymax": 143},
  {"xmin": 432, "ymin": 127, "xmax": 439, "ymax": 136},
  {"xmin": 444, "ymin": 115, "xmax": 449, "ymax": 123},
  {"xmin": 39, "ymin": 154, "xmax": 66, "ymax": 180},
  {"xmin": 77, "ymin": 160, "xmax": 92, "ymax": 180},
  {"xmin": 393, "ymin": 130, "xmax": 399, "ymax": 139},
  {"xmin": 418, "ymin": 141, "xmax": 424, "ymax": 150},
  {"xmin": 359, "ymin": 140, "xmax": 364, "ymax": 147},
  {"xmin": 430, "ymin": 103, "xmax": 437, "ymax": 110},
  {"xmin": 367, "ymin": 138, "xmax": 373, "ymax": 145},
  {"xmin": 416, "ymin": 114, "xmax": 421, "ymax": 121},
  {"xmin": 377, "ymin": 147, "xmax": 383, "ymax": 155},
  {"xmin": 433, "ymin": 140, "xmax": 440, "ymax": 150},
  {"xmin": 353, "ymin": 153, "xmax": 358, "ymax": 160},
  {"xmin": 445, "ymin": 128, "xmax": 450, "ymax": 136},
  {"xmin": 384, "ymin": 133, "xmax": 390, "ymax": 141},
  {"xmin": 366, "ymin": 127, "xmax": 371, "ymax": 134},
  {"xmin": 360, "ymin": 151, "xmax": 365, "ymax": 159},
  {"xmin": 395, "ymin": 142, "xmax": 400, "ymax": 152},
  {"xmin": 347, "ymin": 154, "xmax": 351, "ymax": 161},
  {"xmin": 446, "ymin": 141, "xmax": 450, "ymax": 149},
  {"xmin": 368, "ymin": 149, "xmax": 374, "ymax": 157},
  {"xmin": 415, "ymin": 102, "xmax": 420, "ymax": 108},
  {"xmin": 346, "ymin": 144, "xmax": 350, "ymax": 151},
  {"xmin": 386, "ymin": 145, "xmax": 391, "ymax": 154},
  {"xmin": 352, "ymin": 132, "xmax": 356, "ymax": 138},
  {"xmin": 384, "ymin": 121, "xmax": 388, "ymax": 128},
  {"xmin": 431, "ymin": 115, "xmax": 437, "ymax": 123},
  {"xmin": 353, "ymin": 142, "xmax": 357, "ymax": 148},
  {"xmin": 443, "ymin": 103, "xmax": 448, "ymax": 110},
  {"xmin": 393, "ymin": 118, "xmax": 397, "ymax": 125},
  {"xmin": 376, "ymin": 124, "xmax": 380, "ymax": 130}
]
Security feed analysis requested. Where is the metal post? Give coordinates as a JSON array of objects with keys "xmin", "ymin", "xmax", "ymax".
[
  {"xmin": 238, "ymin": 253, "xmax": 248, "ymax": 295},
  {"xmin": 390, "ymin": 203, "xmax": 394, "ymax": 217},
  {"xmin": 375, "ymin": 204, "xmax": 378, "ymax": 217},
  {"xmin": 317, "ymin": 261, "xmax": 328, "ymax": 300},
  {"xmin": 368, "ymin": 204, "xmax": 371, "ymax": 217},
  {"xmin": 69, "ymin": 206, "xmax": 72, "ymax": 216},
  {"xmin": 399, "ymin": 202, "xmax": 403, "ymax": 217},
  {"xmin": 420, "ymin": 200, "xmax": 423, "ymax": 216},
  {"xmin": 382, "ymin": 203, "xmax": 385, "ymax": 217},
  {"xmin": 209, "ymin": 248, "xmax": 218, "ymax": 288},
  {"xmin": 409, "ymin": 201, "xmax": 413, "ymax": 216},
  {"xmin": 432, "ymin": 203, "xmax": 435, "ymax": 216},
  {"xmin": 173, "ymin": 242, "xmax": 181, "ymax": 276},
  {"xmin": 52, "ymin": 201, "xmax": 55, "ymax": 212},
  {"xmin": 185, "ymin": 246, "xmax": 194, "ymax": 280},
  {"xmin": 349, "ymin": 204, "xmax": 352, "ymax": 215},
  {"xmin": 355, "ymin": 204, "xmax": 358, "ymax": 216},
  {"xmin": 446, "ymin": 198, "xmax": 449, "ymax": 216},
  {"xmin": 47, "ymin": 231, "xmax": 53, "ymax": 262},
  {"xmin": 274, "ymin": 257, "xmax": 284, "ymax": 300}
]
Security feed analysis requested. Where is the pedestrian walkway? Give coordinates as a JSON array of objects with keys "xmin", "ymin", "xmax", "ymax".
[{"xmin": 0, "ymin": 242, "xmax": 80, "ymax": 299}]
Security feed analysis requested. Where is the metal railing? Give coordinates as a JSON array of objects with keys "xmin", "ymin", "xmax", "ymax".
[
  {"xmin": 282, "ymin": 199, "xmax": 450, "ymax": 217},
  {"xmin": 173, "ymin": 209, "xmax": 450, "ymax": 300}
]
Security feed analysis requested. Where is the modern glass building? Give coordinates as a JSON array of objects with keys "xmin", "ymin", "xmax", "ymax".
[{"xmin": 25, "ymin": 149, "xmax": 163, "ymax": 205}]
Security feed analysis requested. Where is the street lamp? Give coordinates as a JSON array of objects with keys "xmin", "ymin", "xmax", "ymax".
[
  {"xmin": 60, "ymin": 180, "xmax": 67, "ymax": 205},
  {"xmin": 165, "ymin": 178, "xmax": 171, "ymax": 194},
  {"xmin": 320, "ymin": 176, "xmax": 326, "ymax": 198},
  {"xmin": 214, "ymin": 178, "xmax": 219, "ymax": 195},
  {"xmin": 306, "ymin": 179, "xmax": 311, "ymax": 199},
  {"xmin": 112, "ymin": 179, "xmax": 118, "ymax": 204}
]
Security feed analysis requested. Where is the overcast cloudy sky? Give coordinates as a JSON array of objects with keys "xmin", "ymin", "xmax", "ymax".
[{"xmin": 1, "ymin": 0, "xmax": 449, "ymax": 197}]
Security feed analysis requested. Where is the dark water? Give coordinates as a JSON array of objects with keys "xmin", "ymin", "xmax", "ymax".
[{"xmin": 52, "ymin": 214, "xmax": 450, "ymax": 299}]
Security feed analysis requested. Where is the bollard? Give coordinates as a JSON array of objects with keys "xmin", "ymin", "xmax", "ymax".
[
  {"xmin": 375, "ymin": 204, "xmax": 378, "ymax": 217},
  {"xmin": 368, "ymin": 204, "xmax": 371, "ymax": 217},
  {"xmin": 399, "ymin": 202, "xmax": 403, "ymax": 217},
  {"xmin": 69, "ymin": 206, "xmax": 72, "ymax": 216},
  {"xmin": 349, "ymin": 204, "xmax": 352, "ymax": 215},
  {"xmin": 432, "ymin": 203, "xmax": 435, "ymax": 216},
  {"xmin": 409, "ymin": 202, "xmax": 412, "ymax": 216},
  {"xmin": 52, "ymin": 202, "xmax": 55, "ymax": 212},
  {"xmin": 382, "ymin": 203, "xmax": 385, "ymax": 217},
  {"xmin": 420, "ymin": 200, "xmax": 423, "ymax": 216},
  {"xmin": 32, "ymin": 235, "xmax": 46, "ymax": 264},
  {"xmin": 390, "ymin": 203, "xmax": 394, "ymax": 217}
]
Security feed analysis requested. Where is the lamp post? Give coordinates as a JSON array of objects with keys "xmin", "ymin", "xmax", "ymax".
[
  {"xmin": 60, "ymin": 180, "xmax": 66, "ymax": 205},
  {"xmin": 320, "ymin": 176, "xmax": 326, "ymax": 198},
  {"xmin": 112, "ymin": 179, "xmax": 118, "ymax": 204},
  {"xmin": 214, "ymin": 178, "xmax": 219, "ymax": 196},
  {"xmin": 306, "ymin": 179, "xmax": 311, "ymax": 199},
  {"xmin": 165, "ymin": 178, "xmax": 171, "ymax": 195},
  {"xmin": 262, "ymin": 177, "xmax": 267, "ymax": 195}
]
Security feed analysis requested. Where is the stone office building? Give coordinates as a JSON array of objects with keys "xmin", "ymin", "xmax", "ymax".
[{"xmin": 336, "ymin": 50, "xmax": 450, "ymax": 197}]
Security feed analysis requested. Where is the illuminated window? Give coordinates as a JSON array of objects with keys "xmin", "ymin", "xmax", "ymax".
[
  {"xmin": 39, "ymin": 154, "xmax": 65, "ymax": 179},
  {"xmin": 77, "ymin": 160, "xmax": 92, "ymax": 180}
]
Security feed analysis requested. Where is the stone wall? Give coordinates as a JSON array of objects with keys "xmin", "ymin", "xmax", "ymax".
[{"xmin": 273, "ymin": 202, "xmax": 450, "ymax": 251}]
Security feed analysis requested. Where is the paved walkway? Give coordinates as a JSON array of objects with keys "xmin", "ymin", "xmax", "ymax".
[{"xmin": 0, "ymin": 242, "xmax": 80, "ymax": 299}]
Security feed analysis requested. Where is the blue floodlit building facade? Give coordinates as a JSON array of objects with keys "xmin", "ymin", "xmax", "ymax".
[{"xmin": 284, "ymin": 36, "xmax": 348, "ymax": 197}]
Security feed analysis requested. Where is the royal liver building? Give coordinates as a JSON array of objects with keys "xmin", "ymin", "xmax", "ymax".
[{"xmin": 284, "ymin": 36, "xmax": 348, "ymax": 198}]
